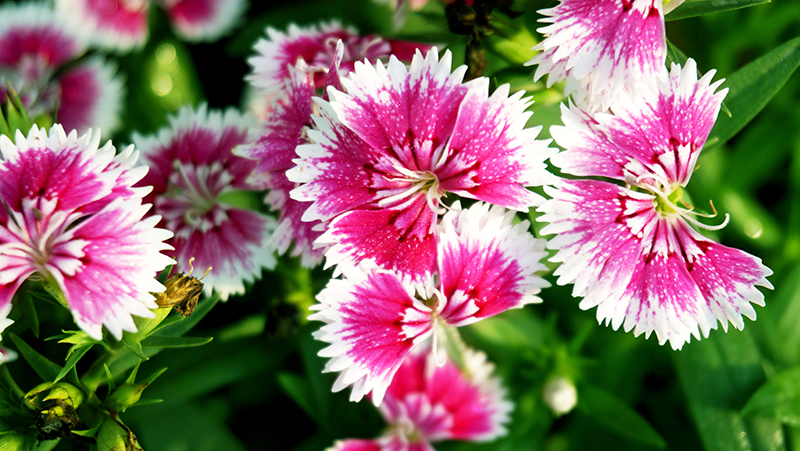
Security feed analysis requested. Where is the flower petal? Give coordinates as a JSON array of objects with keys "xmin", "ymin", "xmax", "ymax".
[
  {"xmin": 527, "ymin": 0, "xmax": 666, "ymax": 110},
  {"xmin": 159, "ymin": 0, "xmax": 245, "ymax": 42},
  {"xmin": 438, "ymin": 202, "xmax": 549, "ymax": 327},
  {"xmin": 550, "ymin": 59, "xmax": 727, "ymax": 185},
  {"xmin": 310, "ymin": 263, "xmax": 435, "ymax": 405}
]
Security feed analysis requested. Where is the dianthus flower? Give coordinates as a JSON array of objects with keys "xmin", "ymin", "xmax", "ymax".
[
  {"xmin": 289, "ymin": 48, "xmax": 555, "ymax": 279},
  {"xmin": 311, "ymin": 202, "xmax": 548, "ymax": 404},
  {"xmin": 526, "ymin": 0, "xmax": 666, "ymax": 111},
  {"xmin": 247, "ymin": 21, "xmax": 432, "ymax": 95},
  {"xmin": 239, "ymin": 24, "xmax": 432, "ymax": 266},
  {"xmin": 328, "ymin": 347, "xmax": 512, "ymax": 451},
  {"xmin": 135, "ymin": 105, "xmax": 276, "ymax": 300},
  {"xmin": 0, "ymin": 2, "xmax": 123, "ymax": 134},
  {"xmin": 0, "ymin": 125, "xmax": 174, "ymax": 340},
  {"xmin": 538, "ymin": 59, "xmax": 772, "ymax": 349},
  {"xmin": 54, "ymin": 0, "xmax": 246, "ymax": 52}
]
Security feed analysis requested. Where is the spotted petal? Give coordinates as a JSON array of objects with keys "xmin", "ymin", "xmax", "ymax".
[
  {"xmin": 437, "ymin": 202, "xmax": 549, "ymax": 327},
  {"xmin": 550, "ymin": 59, "xmax": 727, "ymax": 185},
  {"xmin": 539, "ymin": 179, "xmax": 772, "ymax": 349},
  {"xmin": 309, "ymin": 263, "xmax": 436, "ymax": 405},
  {"xmin": 527, "ymin": 0, "xmax": 666, "ymax": 110}
]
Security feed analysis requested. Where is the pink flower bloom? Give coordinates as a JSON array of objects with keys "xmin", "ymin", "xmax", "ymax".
[
  {"xmin": 55, "ymin": 0, "xmax": 245, "ymax": 52},
  {"xmin": 236, "ymin": 64, "xmax": 326, "ymax": 266},
  {"xmin": 310, "ymin": 202, "xmax": 548, "ymax": 404},
  {"xmin": 538, "ymin": 60, "xmax": 772, "ymax": 349},
  {"xmin": 247, "ymin": 21, "xmax": 432, "ymax": 95},
  {"xmin": 526, "ymin": 0, "xmax": 666, "ymax": 111},
  {"xmin": 135, "ymin": 105, "xmax": 276, "ymax": 300},
  {"xmin": 290, "ymin": 48, "xmax": 555, "ymax": 279},
  {"xmin": 0, "ymin": 2, "xmax": 123, "ymax": 134},
  {"xmin": 328, "ymin": 347, "xmax": 512, "ymax": 451},
  {"xmin": 0, "ymin": 126, "xmax": 174, "ymax": 340}
]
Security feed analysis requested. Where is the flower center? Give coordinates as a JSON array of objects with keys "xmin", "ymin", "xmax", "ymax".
[
  {"xmin": 634, "ymin": 174, "xmax": 729, "ymax": 231},
  {"xmin": 379, "ymin": 167, "xmax": 444, "ymax": 214}
]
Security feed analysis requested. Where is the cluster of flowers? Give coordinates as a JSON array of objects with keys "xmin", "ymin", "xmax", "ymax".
[
  {"xmin": 0, "ymin": 0, "xmax": 775, "ymax": 449},
  {"xmin": 529, "ymin": 0, "xmax": 772, "ymax": 349}
]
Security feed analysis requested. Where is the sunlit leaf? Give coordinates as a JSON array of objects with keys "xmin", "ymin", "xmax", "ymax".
[
  {"xmin": 667, "ymin": 0, "xmax": 771, "ymax": 21},
  {"xmin": 742, "ymin": 366, "xmax": 800, "ymax": 425},
  {"xmin": 709, "ymin": 36, "xmax": 800, "ymax": 146}
]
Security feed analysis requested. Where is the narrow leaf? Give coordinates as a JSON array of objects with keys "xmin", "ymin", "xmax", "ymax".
[
  {"xmin": 277, "ymin": 372, "xmax": 320, "ymax": 424},
  {"xmin": 577, "ymin": 383, "xmax": 667, "ymax": 448},
  {"xmin": 673, "ymin": 330, "xmax": 786, "ymax": 451},
  {"xmin": 742, "ymin": 366, "xmax": 800, "ymax": 426},
  {"xmin": 156, "ymin": 293, "xmax": 220, "ymax": 337},
  {"xmin": 8, "ymin": 333, "xmax": 62, "ymax": 382},
  {"xmin": 122, "ymin": 335, "xmax": 147, "ymax": 360},
  {"xmin": 15, "ymin": 288, "xmax": 39, "ymax": 339},
  {"xmin": 667, "ymin": 0, "xmax": 770, "ymax": 21},
  {"xmin": 709, "ymin": 36, "xmax": 800, "ymax": 146},
  {"xmin": 141, "ymin": 335, "xmax": 213, "ymax": 349},
  {"xmin": 54, "ymin": 345, "xmax": 93, "ymax": 383}
]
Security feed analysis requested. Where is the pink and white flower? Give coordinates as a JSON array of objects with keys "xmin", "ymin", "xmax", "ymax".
[
  {"xmin": 290, "ymin": 48, "xmax": 555, "ymax": 279},
  {"xmin": 236, "ymin": 64, "xmax": 325, "ymax": 266},
  {"xmin": 328, "ymin": 347, "xmax": 512, "ymax": 451},
  {"xmin": 135, "ymin": 105, "xmax": 276, "ymax": 300},
  {"xmin": 526, "ymin": 0, "xmax": 667, "ymax": 111},
  {"xmin": 0, "ymin": 125, "xmax": 174, "ymax": 340},
  {"xmin": 538, "ymin": 59, "xmax": 772, "ymax": 349},
  {"xmin": 247, "ymin": 21, "xmax": 432, "ymax": 95},
  {"xmin": 0, "ymin": 2, "xmax": 123, "ymax": 134},
  {"xmin": 310, "ymin": 202, "xmax": 548, "ymax": 404},
  {"xmin": 55, "ymin": 0, "xmax": 246, "ymax": 52}
]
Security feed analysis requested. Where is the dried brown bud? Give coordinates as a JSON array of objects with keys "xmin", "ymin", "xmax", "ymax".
[{"xmin": 154, "ymin": 258, "xmax": 210, "ymax": 317}]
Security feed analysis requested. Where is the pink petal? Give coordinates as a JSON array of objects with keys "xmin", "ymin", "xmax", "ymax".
[
  {"xmin": 135, "ymin": 105, "xmax": 276, "ymax": 299},
  {"xmin": 159, "ymin": 0, "xmax": 245, "ymax": 42},
  {"xmin": 0, "ymin": 3, "xmax": 84, "ymax": 67},
  {"xmin": 551, "ymin": 59, "xmax": 727, "ymax": 185},
  {"xmin": 318, "ymin": 195, "xmax": 438, "ymax": 280},
  {"xmin": 437, "ymin": 203, "xmax": 549, "ymax": 327},
  {"xmin": 56, "ymin": 57, "xmax": 124, "ymax": 134},
  {"xmin": 527, "ymin": 0, "xmax": 667, "ymax": 110},
  {"xmin": 309, "ymin": 264, "xmax": 435, "ymax": 405},
  {"xmin": 438, "ymin": 83, "xmax": 556, "ymax": 209},
  {"xmin": 55, "ymin": 0, "xmax": 149, "ymax": 52},
  {"xmin": 539, "ymin": 179, "xmax": 772, "ymax": 349}
]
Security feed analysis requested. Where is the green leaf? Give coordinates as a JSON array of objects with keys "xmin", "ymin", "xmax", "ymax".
[
  {"xmin": 277, "ymin": 373, "xmax": 320, "ymax": 424},
  {"xmin": 8, "ymin": 333, "xmax": 62, "ymax": 382},
  {"xmin": 54, "ymin": 345, "xmax": 93, "ymax": 383},
  {"xmin": 156, "ymin": 293, "xmax": 220, "ymax": 337},
  {"xmin": 667, "ymin": 0, "xmax": 771, "ymax": 21},
  {"xmin": 121, "ymin": 335, "xmax": 147, "ymax": 360},
  {"xmin": 485, "ymin": 17, "xmax": 538, "ymax": 66},
  {"xmin": 673, "ymin": 330, "xmax": 786, "ymax": 451},
  {"xmin": 577, "ymin": 383, "xmax": 667, "ymax": 448},
  {"xmin": 709, "ymin": 36, "xmax": 800, "ymax": 147},
  {"xmin": 742, "ymin": 366, "xmax": 800, "ymax": 425},
  {"xmin": 15, "ymin": 287, "xmax": 39, "ymax": 339},
  {"xmin": 141, "ymin": 335, "xmax": 213, "ymax": 349}
]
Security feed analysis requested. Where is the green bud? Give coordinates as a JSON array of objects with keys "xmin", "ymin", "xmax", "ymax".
[
  {"xmin": 23, "ymin": 382, "xmax": 86, "ymax": 441},
  {"xmin": 0, "ymin": 432, "xmax": 28, "ymax": 451},
  {"xmin": 105, "ymin": 383, "xmax": 147, "ymax": 413},
  {"xmin": 96, "ymin": 416, "xmax": 143, "ymax": 451},
  {"xmin": 24, "ymin": 382, "xmax": 84, "ymax": 411}
]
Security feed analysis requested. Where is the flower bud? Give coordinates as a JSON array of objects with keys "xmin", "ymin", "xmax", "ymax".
[
  {"xmin": 543, "ymin": 376, "xmax": 578, "ymax": 416},
  {"xmin": 96, "ymin": 416, "xmax": 143, "ymax": 451},
  {"xmin": 105, "ymin": 382, "xmax": 147, "ymax": 413},
  {"xmin": 23, "ymin": 382, "xmax": 86, "ymax": 440}
]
